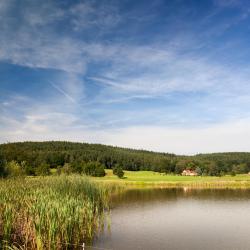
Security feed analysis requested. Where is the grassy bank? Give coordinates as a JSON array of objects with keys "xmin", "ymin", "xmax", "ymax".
[
  {"xmin": 0, "ymin": 175, "xmax": 118, "ymax": 249},
  {"xmin": 93, "ymin": 170, "xmax": 250, "ymax": 188},
  {"xmin": 1, "ymin": 171, "xmax": 250, "ymax": 249}
]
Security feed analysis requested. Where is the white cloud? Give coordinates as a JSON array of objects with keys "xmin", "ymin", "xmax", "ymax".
[
  {"xmin": 1, "ymin": 0, "xmax": 250, "ymax": 155},
  {"xmin": 98, "ymin": 120, "xmax": 250, "ymax": 155},
  {"xmin": 51, "ymin": 83, "xmax": 77, "ymax": 104},
  {"xmin": 0, "ymin": 34, "xmax": 87, "ymax": 73},
  {"xmin": 50, "ymin": 73, "xmax": 85, "ymax": 104},
  {"xmin": 23, "ymin": 1, "xmax": 64, "ymax": 27},
  {"xmin": 0, "ymin": 0, "xmax": 249, "ymax": 98},
  {"xmin": 69, "ymin": 2, "xmax": 121, "ymax": 31},
  {"xmin": 1, "ymin": 117, "xmax": 250, "ymax": 155},
  {"xmin": 87, "ymin": 43, "xmax": 250, "ymax": 100}
]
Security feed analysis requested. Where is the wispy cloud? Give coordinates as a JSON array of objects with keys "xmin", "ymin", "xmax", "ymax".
[
  {"xmin": 69, "ymin": 2, "xmax": 121, "ymax": 31},
  {"xmin": 50, "ymin": 82, "xmax": 76, "ymax": 104},
  {"xmin": 1, "ymin": 0, "xmax": 250, "ymax": 153}
]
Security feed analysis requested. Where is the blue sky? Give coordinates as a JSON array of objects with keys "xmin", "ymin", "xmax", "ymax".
[{"xmin": 1, "ymin": 0, "xmax": 250, "ymax": 154}]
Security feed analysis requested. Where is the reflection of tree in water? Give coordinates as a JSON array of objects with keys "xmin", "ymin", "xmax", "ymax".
[{"xmin": 112, "ymin": 188, "xmax": 250, "ymax": 208}]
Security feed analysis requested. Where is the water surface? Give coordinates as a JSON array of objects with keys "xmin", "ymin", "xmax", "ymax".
[{"xmin": 91, "ymin": 188, "xmax": 250, "ymax": 250}]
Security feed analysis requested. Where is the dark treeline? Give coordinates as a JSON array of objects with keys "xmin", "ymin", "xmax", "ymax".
[{"xmin": 0, "ymin": 141, "xmax": 250, "ymax": 177}]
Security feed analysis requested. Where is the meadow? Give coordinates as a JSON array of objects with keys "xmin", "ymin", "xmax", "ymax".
[
  {"xmin": 0, "ymin": 175, "xmax": 118, "ymax": 249},
  {"xmin": 93, "ymin": 169, "xmax": 250, "ymax": 188}
]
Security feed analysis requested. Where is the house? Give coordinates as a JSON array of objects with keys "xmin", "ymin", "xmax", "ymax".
[{"xmin": 182, "ymin": 169, "xmax": 197, "ymax": 176}]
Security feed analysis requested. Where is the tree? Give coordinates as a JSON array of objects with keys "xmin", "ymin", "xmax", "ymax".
[
  {"xmin": 6, "ymin": 161, "xmax": 25, "ymax": 177},
  {"xmin": 0, "ymin": 151, "xmax": 7, "ymax": 177},
  {"xmin": 3, "ymin": 141, "xmax": 250, "ymax": 177},
  {"xmin": 58, "ymin": 163, "xmax": 73, "ymax": 175},
  {"xmin": 24, "ymin": 164, "xmax": 36, "ymax": 176},
  {"xmin": 112, "ymin": 166, "xmax": 119, "ymax": 175},
  {"xmin": 206, "ymin": 161, "xmax": 221, "ymax": 176},
  {"xmin": 35, "ymin": 163, "xmax": 50, "ymax": 176},
  {"xmin": 82, "ymin": 162, "xmax": 105, "ymax": 177},
  {"xmin": 116, "ymin": 167, "xmax": 124, "ymax": 178},
  {"xmin": 175, "ymin": 160, "xmax": 188, "ymax": 174},
  {"xmin": 232, "ymin": 163, "xmax": 248, "ymax": 174},
  {"xmin": 113, "ymin": 165, "xmax": 124, "ymax": 178},
  {"xmin": 195, "ymin": 167, "xmax": 202, "ymax": 176},
  {"xmin": 94, "ymin": 164, "xmax": 106, "ymax": 177},
  {"xmin": 158, "ymin": 159, "xmax": 171, "ymax": 173}
]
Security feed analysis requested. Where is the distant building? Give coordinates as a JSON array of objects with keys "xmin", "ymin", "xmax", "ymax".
[{"xmin": 182, "ymin": 169, "xmax": 197, "ymax": 176}]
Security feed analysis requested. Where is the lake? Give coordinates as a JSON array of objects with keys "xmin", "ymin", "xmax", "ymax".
[{"xmin": 89, "ymin": 188, "xmax": 250, "ymax": 250}]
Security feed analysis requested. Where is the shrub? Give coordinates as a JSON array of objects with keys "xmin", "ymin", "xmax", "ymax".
[
  {"xmin": 112, "ymin": 166, "xmax": 118, "ymax": 175},
  {"xmin": 24, "ymin": 164, "xmax": 36, "ymax": 176},
  {"xmin": 113, "ymin": 165, "xmax": 124, "ymax": 178},
  {"xmin": 230, "ymin": 171, "xmax": 236, "ymax": 176},
  {"xmin": 35, "ymin": 163, "xmax": 50, "ymax": 176},
  {"xmin": 83, "ymin": 162, "xmax": 106, "ymax": 177},
  {"xmin": 71, "ymin": 161, "xmax": 85, "ymax": 174},
  {"xmin": 116, "ymin": 168, "xmax": 124, "ymax": 178},
  {"xmin": 94, "ymin": 164, "xmax": 106, "ymax": 177},
  {"xmin": 57, "ymin": 163, "xmax": 74, "ymax": 175},
  {"xmin": 5, "ymin": 161, "xmax": 25, "ymax": 177},
  {"xmin": 195, "ymin": 167, "xmax": 202, "ymax": 176}
]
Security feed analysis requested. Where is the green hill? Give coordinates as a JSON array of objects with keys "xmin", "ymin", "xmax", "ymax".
[{"xmin": 1, "ymin": 141, "xmax": 250, "ymax": 176}]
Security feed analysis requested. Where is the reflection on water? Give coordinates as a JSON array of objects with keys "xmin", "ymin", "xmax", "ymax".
[{"xmin": 90, "ymin": 188, "xmax": 250, "ymax": 250}]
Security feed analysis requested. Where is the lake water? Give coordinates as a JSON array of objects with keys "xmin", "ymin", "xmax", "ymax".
[{"xmin": 90, "ymin": 188, "xmax": 250, "ymax": 250}]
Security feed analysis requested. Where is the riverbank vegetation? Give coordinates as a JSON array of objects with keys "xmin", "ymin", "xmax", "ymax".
[
  {"xmin": 1, "ymin": 141, "xmax": 250, "ymax": 177},
  {"xmin": 0, "ymin": 175, "xmax": 117, "ymax": 249},
  {"xmin": 93, "ymin": 169, "xmax": 250, "ymax": 188}
]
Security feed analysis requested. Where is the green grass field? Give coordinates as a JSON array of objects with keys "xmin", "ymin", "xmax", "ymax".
[{"xmin": 93, "ymin": 169, "xmax": 250, "ymax": 188}]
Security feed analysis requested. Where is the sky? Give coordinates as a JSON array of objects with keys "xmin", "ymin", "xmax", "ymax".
[{"xmin": 1, "ymin": 0, "xmax": 250, "ymax": 155}]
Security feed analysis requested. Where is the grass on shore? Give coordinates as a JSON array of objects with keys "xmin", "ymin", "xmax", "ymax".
[
  {"xmin": 93, "ymin": 169, "xmax": 250, "ymax": 188},
  {"xmin": 0, "ymin": 175, "xmax": 118, "ymax": 250},
  {"xmin": 1, "ymin": 170, "xmax": 249, "ymax": 249}
]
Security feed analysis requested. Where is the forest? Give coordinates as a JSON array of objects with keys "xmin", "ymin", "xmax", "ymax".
[{"xmin": 1, "ymin": 141, "xmax": 250, "ymax": 177}]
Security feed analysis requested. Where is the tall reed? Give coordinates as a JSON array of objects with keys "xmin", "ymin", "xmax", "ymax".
[{"xmin": 0, "ymin": 175, "xmax": 115, "ymax": 249}]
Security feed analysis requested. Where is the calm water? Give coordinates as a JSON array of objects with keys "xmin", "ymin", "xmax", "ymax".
[{"xmin": 90, "ymin": 188, "xmax": 250, "ymax": 250}]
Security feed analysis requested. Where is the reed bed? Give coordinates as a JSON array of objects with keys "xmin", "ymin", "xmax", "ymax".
[{"xmin": 0, "ymin": 175, "xmax": 117, "ymax": 249}]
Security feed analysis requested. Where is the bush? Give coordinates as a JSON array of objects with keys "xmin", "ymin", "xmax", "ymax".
[
  {"xmin": 232, "ymin": 163, "xmax": 248, "ymax": 174},
  {"xmin": 194, "ymin": 167, "xmax": 202, "ymax": 176},
  {"xmin": 94, "ymin": 164, "xmax": 106, "ymax": 177},
  {"xmin": 35, "ymin": 163, "xmax": 50, "ymax": 176},
  {"xmin": 83, "ymin": 162, "xmax": 106, "ymax": 177},
  {"xmin": 57, "ymin": 163, "xmax": 74, "ymax": 175},
  {"xmin": 230, "ymin": 171, "xmax": 236, "ymax": 176},
  {"xmin": 71, "ymin": 161, "xmax": 85, "ymax": 174},
  {"xmin": 5, "ymin": 161, "xmax": 25, "ymax": 177},
  {"xmin": 56, "ymin": 162, "xmax": 106, "ymax": 177},
  {"xmin": 24, "ymin": 164, "xmax": 36, "ymax": 176},
  {"xmin": 113, "ymin": 165, "xmax": 124, "ymax": 178},
  {"xmin": 112, "ymin": 166, "xmax": 118, "ymax": 175},
  {"xmin": 18, "ymin": 161, "xmax": 36, "ymax": 176},
  {"xmin": 116, "ymin": 168, "xmax": 124, "ymax": 178}
]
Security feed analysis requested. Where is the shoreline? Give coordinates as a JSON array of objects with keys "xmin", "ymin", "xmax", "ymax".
[
  {"xmin": 96, "ymin": 179, "xmax": 250, "ymax": 189},
  {"xmin": 93, "ymin": 170, "xmax": 250, "ymax": 189}
]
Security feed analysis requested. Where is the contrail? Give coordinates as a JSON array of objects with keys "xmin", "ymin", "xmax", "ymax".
[{"xmin": 50, "ymin": 81, "xmax": 76, "ymax": 103}]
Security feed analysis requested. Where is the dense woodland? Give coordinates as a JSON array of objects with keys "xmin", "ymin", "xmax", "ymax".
[{"xmin": 1, "ymin": 141, "xmax": 250, "ymax": 177}]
